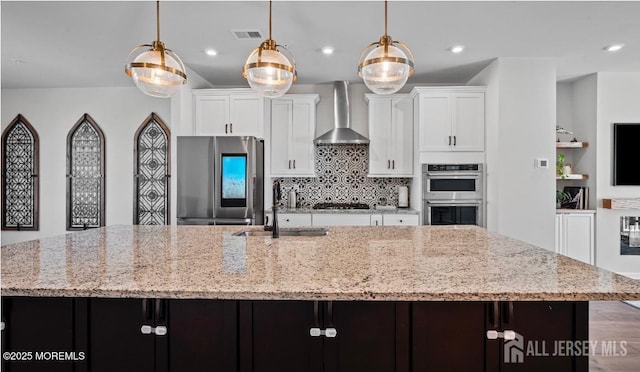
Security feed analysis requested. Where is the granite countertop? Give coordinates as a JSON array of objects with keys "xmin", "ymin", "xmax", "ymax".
[
  {"xmin": 268, "ymin": 207, "xmax": 420, "ymax": 214},
  {"xmin": 2, "ymin": 225, "xmax": 639, "ymax": 301}
]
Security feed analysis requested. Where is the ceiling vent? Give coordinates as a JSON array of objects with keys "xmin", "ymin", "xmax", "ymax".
[{"xmin": 231, "ymin": 30, "xmax": 263, "ymax": 40}]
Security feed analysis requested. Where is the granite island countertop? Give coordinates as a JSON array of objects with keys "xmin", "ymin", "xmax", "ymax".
[{"xmin": 2, "ymin": 225, "xmax": 639, "ymax": 301}]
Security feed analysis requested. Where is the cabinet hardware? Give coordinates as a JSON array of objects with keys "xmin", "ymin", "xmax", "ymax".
[
  {"xmin": 449, "ymin": 136, "xmax": 452, "ymax": 146},
  {"xmin": 486, "ymin": 330, "xmax": 516, "ymax": 340},
  {"xmin": 293, "ymin": 160, "xmax": 296, "ymax": 169},
  {"xmin": 388, "ymin": 160, "xmax": 391, "ymax": 169},
  {"xmin": 392, "ymin": 160, "xmax": 395, "ymax": 169},
  {"xmin": 375, "ymin": 220, "xmax": 379, "ymax": 226},
  {"xmin": 285, "ymin": 219, "xmax": 290, "ymax": 222},
  {"xmin": 399, "ymin": 219, "xmax": 403, "ymax": 223},
  {"xmin": 140, "ymin": 325, "xmax": 168, "ymax": 336},
  {"xmin": 225, "ymin": 124, "xmax": 228, "ymax": 134},
  {"xmin": 288, "ymin": 160, "xmax": 291, "ymax": 169},
  {"xmin": 309, "ymin": 327, "xmax": 338, "ymax": 338},
  {"xmin": 230, "ymin": 123, "xmax": 233, "ymax": 133},
  {"xmin": 454, "ymin": 136, "xmax": 457, "ymax": 146},
  {"xmin": 1, "ymin": 321, "xmax": 5, "ymax": 331}
]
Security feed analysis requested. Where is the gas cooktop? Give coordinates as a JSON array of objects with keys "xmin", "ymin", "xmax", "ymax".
[{"xmin": 312, "ymin": 203, "xmax": 370, "ymax": 210}]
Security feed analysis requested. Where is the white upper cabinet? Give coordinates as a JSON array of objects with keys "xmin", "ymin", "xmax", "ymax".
[
  {"xmin": 366, "ymin": 94, "xmax": 414, "ymax": 177},
  {"xmin": 193, "ymin": 89, "xmax": 264, "ymax": 137},
  {"xmin": 270, "ymin": 94, "xmax": 319, "ymax": 177},
  {"xmin": 413, "ymin": 87, "xmax": 485, "ymax": 152}
]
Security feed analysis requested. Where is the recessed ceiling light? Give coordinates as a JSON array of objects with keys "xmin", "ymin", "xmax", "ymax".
[
  {"xmin": 604, "ymin": 44, "xmax": 624, "ymax": 52},
  {"xmin": 321, "ymin": 46, "xmax": 335, "ymax": 55},
  {"xmin": 449, "ymin": 45, "xmax": 465, "ymax": 54},
  {"xmin": 205, "ymin": 48, "xmax": 218, "ymax": 56}
]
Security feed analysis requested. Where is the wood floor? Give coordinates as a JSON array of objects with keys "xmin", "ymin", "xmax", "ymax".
[{"xmin": 589, "ymin": 301, "xmax": 640, "ymax": 371}]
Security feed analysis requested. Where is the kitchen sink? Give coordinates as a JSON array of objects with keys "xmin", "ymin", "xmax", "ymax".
[{"xmin": 232, "ymin": 227, "xmax": 329, "ymax": 237}]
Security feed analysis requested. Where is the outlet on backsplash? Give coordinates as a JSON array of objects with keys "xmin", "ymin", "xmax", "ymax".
[{"xmin": 277, "ymin": 145, "xmax": 411, "ymax": 208}]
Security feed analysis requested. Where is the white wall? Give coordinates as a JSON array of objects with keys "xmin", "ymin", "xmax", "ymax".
[
  {"xmin": 595, "ymin": 72, "xmax": 640, "ymax": 276},
  {"xmin": 1, "ymin": 87, "xmax": 170, "ymax": 245},
  {"xmin": 470, "ymin": 59, "xmax": 557, "ymax": 250}
]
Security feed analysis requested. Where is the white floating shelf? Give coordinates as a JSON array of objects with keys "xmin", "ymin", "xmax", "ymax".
[
  {"xmin": 557, "ymin": 174, "xmax": 589, "ymax": 180},
  {"xmin": 603, "ymin": 198, "xmax": 640, "ymax": 210},
  {"xmin": 556, "ymin": 141, "xmax": 589, "ymax": 149}
]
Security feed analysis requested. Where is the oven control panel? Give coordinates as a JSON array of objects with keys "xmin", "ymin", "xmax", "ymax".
[{"xmin": 427, "ymin": 164, "xmax": 479, "ymax": 172}]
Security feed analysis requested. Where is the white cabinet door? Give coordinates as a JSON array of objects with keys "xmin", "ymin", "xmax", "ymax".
[
  {"xmin": 229, "ymin": 95, "xmax": 263, "ymax": 137},
  {"xmin": 270, "ymin": 95, "xmax": 318, "ymax": 177},
  {"xmin": 193, "ymin": 90, "xmax": 263, "ymax": 137},
  {"xmin": 277, "ymin": 213, "xmax": 312, "ymax": 227},
  {"xmin": 451, "ymin": 93, "xmax": 485, "ymax": 151},
  {"xmin": 415, "ymin": 88, "xmax": 485, "ymax": 152},
  {"xmin": 312, "ymin": 214, "xmax": 371, "ymax": 226},
  {"xmin": 194, "ymin": 95, "xmax": 229, "ymax": 135},
  {"xmin": 366, "ymin": 95, "xmax": 413, "ymax": 177},
  {"xmin": 367, "ymin": 97, "xmax": 392, "ymax": 175},
  {"xmin": 392, "ymin": 97, "xmax": 414, "ymax": 175},
  {"xmin": 555, "ymin": 214, "xmax": 563, "ymax": 253},
  {"xmin": 371, "ymin": 214, "xmax": 383, "ymax": 226},
  {"xmin": 383, "ymin": 214, "xmax": 419, "ymax": 226},
  {"xmin": 563, "ymin": 213, "xmax": 594, "ymax": 265},
  {"xmin": 418, "ymin": 94, "xmax": 451, "ymax": 152},
  {"xmin": 270, "ymin": 100, "xmax": 292, "ymax": 175}
]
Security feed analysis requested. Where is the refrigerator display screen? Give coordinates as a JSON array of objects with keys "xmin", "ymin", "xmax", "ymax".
[{"xmin": 221, "ymin": 154, "xmax": 247, "ymax": 207}]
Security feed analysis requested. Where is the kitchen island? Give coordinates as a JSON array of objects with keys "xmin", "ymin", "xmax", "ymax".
[{"xmin": 2, "ymin": 225, "xmax": 640, "ymax": 371}]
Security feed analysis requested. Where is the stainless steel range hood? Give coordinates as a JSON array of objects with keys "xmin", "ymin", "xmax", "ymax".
[{"xmin": 314, "ymin": 81, "xmax": 369, "ymax": 144}]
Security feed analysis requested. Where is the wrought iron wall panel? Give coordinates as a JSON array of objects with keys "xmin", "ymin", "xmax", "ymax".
[
  {"xmin": 134, "ymin": 113, "xmax": 170, "ymax": 225},
  {"xmin": 2, "ymin": 115, "xmax": 39, "ymax": 230},
  {"xmin": 67, "ymin": 114, "xmax": 105, "ymax": 230}
]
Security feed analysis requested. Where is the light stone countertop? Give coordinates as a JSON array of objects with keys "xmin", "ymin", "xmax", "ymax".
[
  {"xmin": 268, "ymin": 207, "xmax": 420, "ymax": 214},
  {"xmin": 556, "ymin": 209, "xmax": 597, "ymax": 214},
  {"xmin": 2, "ymin": 225, "xmax": 639, "ymax": 301}
]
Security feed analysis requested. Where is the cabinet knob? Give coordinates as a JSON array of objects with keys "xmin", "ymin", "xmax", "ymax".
[
  {"xmin": 155, "ymin": 326, "xmax": 168, "ymax": 336},
  {"xmin": 286, "ymin": 219, "xmax": 290, "ymax": 222},
  {"xmin": 1, "ymin": 321, "xmax": 5, "ymax": 331},
  {"xmin": 325, "ymin": 327, "xmax": 337, "ymax": 338},
  {"xmin": 309, "ymin": 327, "xmax": 322, "ymax": 337},
  {"xmin": 399, "ymin": 219, "xmax": 403, "ymax": 223},
  {"xmin": 141, "ymin": 325, "xmax": 153, "ymax": 334}
]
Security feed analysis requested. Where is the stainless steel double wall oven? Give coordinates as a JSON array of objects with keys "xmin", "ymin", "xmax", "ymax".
[{"xmin": 423, "ymin": 164, "xmax": 484, "ymax": 226}]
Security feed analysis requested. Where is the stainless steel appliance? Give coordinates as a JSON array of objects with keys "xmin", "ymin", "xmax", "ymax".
[
  {"xmin": 177, "ymin": 136, "xmax": 264, "ymax": 225},
  {"xmin": 423, "ymin": 164, "xmax": 484, "ymax": 226}
]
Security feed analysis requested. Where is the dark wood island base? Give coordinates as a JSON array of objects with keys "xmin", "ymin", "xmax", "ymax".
[{"xmin": 1, "ymin": 297, "xmax": 588, "ymax": 372}]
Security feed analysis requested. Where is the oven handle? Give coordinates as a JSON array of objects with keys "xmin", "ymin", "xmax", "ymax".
[
  {"xmin": 425, "ymin": 173, "xmax": 481, "ymax": 179},
  {"xmin": 425, "ymin": 200, "xmax": 482, "ymax": 205}
]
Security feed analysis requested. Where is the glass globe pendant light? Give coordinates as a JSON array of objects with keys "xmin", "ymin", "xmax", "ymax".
[
  {"xmin": 358, "ymin": 0, "xmax": 415, "ymax": 94},
  {"xmin": 242, "ymin": 0, "xmax": 296, "ymax": 98},
  {"xmin": 125, "ymin": 1, "xmax": 187, "ymax": 98}
]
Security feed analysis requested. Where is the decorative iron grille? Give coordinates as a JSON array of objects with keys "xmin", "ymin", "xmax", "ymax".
[
  {"xmin": 2, "ymin": 115, "xmax": 39, "ymax": 230},
  {"xmin": 134, "ymin": 113, "xmax": 170, "ymax": 225},
  {"xmin": 67, "ymin": 114, "xmax": 105, "ymax": 230}
]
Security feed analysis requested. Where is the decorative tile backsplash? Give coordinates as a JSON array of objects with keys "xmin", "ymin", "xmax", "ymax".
[{"xmin": 277, "ymin": 145, "xmax": 411, "ymax": 208}]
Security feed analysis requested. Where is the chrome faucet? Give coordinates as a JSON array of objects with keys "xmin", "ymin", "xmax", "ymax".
[{"xmin": 272, "ymin": 179, "xmax": 282, "ymax": 238}]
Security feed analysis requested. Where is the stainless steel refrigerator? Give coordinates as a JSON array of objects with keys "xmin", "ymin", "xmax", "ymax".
[{"xmin": 177, "ymin": 136, "xmax": 264, "ymax": 225}]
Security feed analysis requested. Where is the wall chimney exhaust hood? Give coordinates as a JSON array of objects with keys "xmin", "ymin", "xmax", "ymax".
[{"xmin": 314, "ymin": 81, "xmax": 369, "ymax": 145}]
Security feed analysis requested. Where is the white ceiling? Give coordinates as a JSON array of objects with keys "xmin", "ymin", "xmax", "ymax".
[{"xmin": 2, "ymin": 1, "xmax": 640, "ymax": 89}]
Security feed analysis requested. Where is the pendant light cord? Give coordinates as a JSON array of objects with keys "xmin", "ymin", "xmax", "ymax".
[
  {"xmin": 269, "ymin": 0, "xmax": 273, "ymax": 40},
  {"xmin": 384, "ymin": 0, "xmax": 388, "ymax": 37},
  {"xmin": 156, "ymin": 0, "xmax": 161, "ymax": 42}
]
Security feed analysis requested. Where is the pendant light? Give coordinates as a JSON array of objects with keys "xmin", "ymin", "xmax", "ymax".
[
  {"xmin": 242, "ymin": 0, "xmax": 296, "ymax": 98},
  {"xmin": 358, "ymin": 0, "xmax": 415, "ymax": 94},
  {"xmin": 125, "ymin": 1, "xmax": 187, "ymax": 98}
]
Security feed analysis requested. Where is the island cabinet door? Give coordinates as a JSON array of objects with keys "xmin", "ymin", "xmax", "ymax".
[
  {"xmin": 323, "ymin": 301, "xmax": 410, "ymax": 372},
  {"xmin": 239, "ymin": 301, "xmax": 323, "ymax": 372},
  {"xmin": 86, "ymin": 298, "xmax": 157, "ymax": 372},
  {"xmin": 411, "ymin": 302, "xmax": 487, "ymax": 371},
  {"xmin": 165, "ymin": 299, "xmax": 237, "ymax": 372},
  {"xmin": 1, "ymin": 297, "xmax": 78, "ymax": 372},
  {"xmin": 486, "ymin": 301, "xmax": 588, "ymax": 372}
]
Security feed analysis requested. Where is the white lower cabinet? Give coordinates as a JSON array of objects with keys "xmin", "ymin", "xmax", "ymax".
[
  {"xmin": 312, "ymin": 214, "xmax": 372, "ymax": 226},
  {"xmin": 277, "ymin": 213, "xmax": 312, "ymax": 228},
  {"xmin": 555, "ymin": 212, "xmax": 595, "ymax": 265}
]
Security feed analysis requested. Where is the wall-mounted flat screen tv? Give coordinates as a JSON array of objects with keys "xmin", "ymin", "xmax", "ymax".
[{"xmin": 613, "ymin": 123, "xmax": 640, "ymax": 186}]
